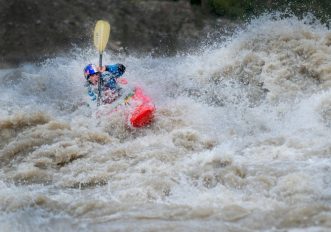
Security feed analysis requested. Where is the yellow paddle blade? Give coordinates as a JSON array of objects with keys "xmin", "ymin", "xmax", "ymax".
[{"xmin": 94, "ymin": 20, "xmax": 111, "ymax": 54}]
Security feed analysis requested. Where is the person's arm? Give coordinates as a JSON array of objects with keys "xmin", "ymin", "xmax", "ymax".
[{"xmin": 105, "ymin": 64, "xmax": 121, "ymax": 78}]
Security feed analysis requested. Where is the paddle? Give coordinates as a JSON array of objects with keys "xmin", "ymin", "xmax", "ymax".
[{"xmin": 93, "ymin": 20, "xmax": 111, "ymax": 106}]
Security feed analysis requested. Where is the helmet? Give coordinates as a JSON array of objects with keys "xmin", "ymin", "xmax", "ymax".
[{"xmin": 83, "ymin": 64, "xmax": 99, "ymax": 79}]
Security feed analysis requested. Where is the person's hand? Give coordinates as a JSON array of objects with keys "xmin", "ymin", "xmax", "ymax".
[{"xmin": 98, "ymin": 66, "xmax": 106, "ymax": 72}]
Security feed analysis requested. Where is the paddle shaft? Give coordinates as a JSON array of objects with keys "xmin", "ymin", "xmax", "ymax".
[{"xmin": 97, "ymin": 53, "xmax": 103, "ymax": 106}]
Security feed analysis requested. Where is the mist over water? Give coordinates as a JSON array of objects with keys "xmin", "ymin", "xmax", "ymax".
[{"xmin": 1, "ymin": 13, "xmax": 331, "ymax": 231}]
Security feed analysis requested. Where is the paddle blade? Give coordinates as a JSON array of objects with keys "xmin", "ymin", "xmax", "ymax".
[{"xmin": 94, "ymin": 20, "xmax": 111, "ymax": 53}]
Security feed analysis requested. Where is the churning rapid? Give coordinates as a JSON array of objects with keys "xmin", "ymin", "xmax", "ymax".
[{"xmin": 1, "ymin": 13, "xmax": 331, "ymax": 231}]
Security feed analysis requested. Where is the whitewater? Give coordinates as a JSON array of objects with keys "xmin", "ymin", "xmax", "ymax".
[{"xmin": 0, "ymin": 14, "xmax": 331, "ymax": 231}]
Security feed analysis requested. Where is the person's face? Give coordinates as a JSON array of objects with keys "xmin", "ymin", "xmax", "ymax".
[{"xmin": 89, "ymin": 73, "xmax": 99, "ymax": 85}]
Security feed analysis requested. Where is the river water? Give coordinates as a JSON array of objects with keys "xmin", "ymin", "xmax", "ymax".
[{"xmin": 0, "ymin": 14, "xmax": 331, "ymax": 231}]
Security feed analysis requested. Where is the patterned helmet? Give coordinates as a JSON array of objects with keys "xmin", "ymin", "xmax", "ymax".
[{"xmin": 83, "ymin": 64, "xmax": 99, "ymax": 79}]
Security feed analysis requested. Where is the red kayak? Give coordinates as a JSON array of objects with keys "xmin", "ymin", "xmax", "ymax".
[
  {"xmin": 127, "ymin": 87, "xmax": 155, "ymax": 127},
  {"xmin": 96, "ymin": 83, "xmax": 155, "ymax": 128}
]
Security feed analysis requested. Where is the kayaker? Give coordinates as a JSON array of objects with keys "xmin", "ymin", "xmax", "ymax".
[{"xmin": 83, "ymin": 63, "xmax": 126, "ymax": 104}]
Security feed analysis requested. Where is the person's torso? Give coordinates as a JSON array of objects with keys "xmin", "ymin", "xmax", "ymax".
[
  {"xmin": 86, "ymin": 71, "xmax": 121, "ymax": 103},
  {"xmin": 101, "ymin": 71, "xmax": 120, "ymax": 91}
]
